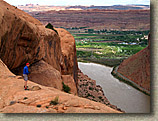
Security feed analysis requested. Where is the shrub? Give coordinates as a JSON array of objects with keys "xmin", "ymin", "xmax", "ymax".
[
  {"xmin": 89, "ymin": 87, "xmax": 94, "ymax": 90},
  {"xmin": 45, "ymin": 23, "xmax": 58, "ymax": 35},
  {"xmin": 9, "ymin": 101, "xmax": 16, "ymax": 105},
  {"xmin": 62, "ymin": 82, "xmax": 71, "ymax": 93},
  {"xmin": 50, "ymin": 96, "xmax": 59, "ymax": 105},
  {"xmin": 36, "ymin": 104, "xmax": 41, "ymax": 108},
  {"xmin": 45, "ymin": 23, "xmax": 53, "ymax": 30},
  {"xmin": 23, "ymin": 97, "xmax": 28, "ymax": 100},
  {"xmin": 98, "ymin": 96, "xmax": 102, "ymax": 99}
]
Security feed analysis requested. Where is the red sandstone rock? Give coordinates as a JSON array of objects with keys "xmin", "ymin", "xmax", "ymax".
[
  {"xmin": 117, "ymin": 34, "xmax": 150, "ymax": 91},
  {"xmin": 56, "ymin": 28, "xmax": 78, "ymax": 83},
  {"xmin": 61, "ymin": 75, "xmax": 77, "ymax": 95},
  {"xmin": 0, "ymin": 0, "xmax": 78, "ymax": 93},
  {"xmin": 29, "ymin": 60, "xmax": 63, "ymax": 90},
  {"xmin": 0, "ymin": 59, "xmax": 121, "ymax": 113},
  {"xmin": 0, "ymin": 1, "xmax": 62, "ymax": 72}
]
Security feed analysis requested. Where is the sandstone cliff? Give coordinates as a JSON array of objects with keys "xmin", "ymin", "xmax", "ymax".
[
  {"xmin": 56, "ymin": 28, "xmax": 78, "ymax": 95},
  {"xmin": 0, "ymin": 0, "xmax": 77, "ymax": 94},
  {"xmin": 0, "ymin": 59, "xmax": 121, "ymax": 113},
  {"xmin": 114, "ymin": 34, "xmax": 150, "ymax": 93}
]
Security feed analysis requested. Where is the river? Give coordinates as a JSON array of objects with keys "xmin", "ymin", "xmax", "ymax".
[{"xmin": 78, "ymin": 62, "xmax": 150, "ymax": 113}]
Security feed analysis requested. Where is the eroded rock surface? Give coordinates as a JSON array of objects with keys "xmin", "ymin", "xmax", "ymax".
[
  {"xmin": 56, "ymin": 28, "xmax": 78, "ymax": 83},
  {"xmin": 0, "ymin": 59, "xmax": 121, "ymax": 113},
  {"xmin": 29, "ymin": 60, "xmax": 63, "ymax": 90},
  {"xmin": 0, "ymin": 0, "xmax": 77, "ymax": 92}
]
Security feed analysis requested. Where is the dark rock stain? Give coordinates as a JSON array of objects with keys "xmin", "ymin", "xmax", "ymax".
[{"xmin": 36, "ymin": 47, "xmax": 40, "ymax": 57}]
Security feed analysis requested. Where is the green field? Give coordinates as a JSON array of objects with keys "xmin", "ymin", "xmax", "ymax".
[{"xmin": 67, "ymin": 28, "xmax": 149, "ymax": 67}]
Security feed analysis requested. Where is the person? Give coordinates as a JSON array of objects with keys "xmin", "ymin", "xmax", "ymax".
[{"xmin": 23, "ymin": 63, "xmax": 30, "ymax": 90}]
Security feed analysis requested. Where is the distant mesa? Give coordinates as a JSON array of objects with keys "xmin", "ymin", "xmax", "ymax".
[{"xmin": 17, "ymin": 4, "xmax": 150, "ymax": 12}]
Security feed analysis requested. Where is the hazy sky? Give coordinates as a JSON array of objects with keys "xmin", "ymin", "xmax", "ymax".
[{"xmin": 4, "ymin": 0, "xmax": 150, "ymax": 6}]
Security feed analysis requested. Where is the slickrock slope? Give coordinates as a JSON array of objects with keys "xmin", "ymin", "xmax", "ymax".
[
  {"xmin": 114, "ymin": 34, "xmax": 150, "ymax": 93},
  {"xmin": 0, "ymin": 59, "xmax": 121, "ymax": 113},
  {"xmin": 0, "ymin": 0, "xmax": 77, "ymax": 93}
]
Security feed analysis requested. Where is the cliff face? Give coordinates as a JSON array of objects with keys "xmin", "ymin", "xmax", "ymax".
[
  {"xmin": 56, "ymin": 28, "xmax": 78, "ymax": 83},
  {"xmin": 117, "ymin": 34, "xmax": 150, "ymax": 91},
  {"xmin": 0, "ymin": 0, "xmax": 77, "ymax": 93},
  {"xmin": 0, "ymin": 0, "xmax": 61, "ymax": 71},
  {"xmin": 0, "ymin": 59, "xmax": 121, "ymax": 113}
]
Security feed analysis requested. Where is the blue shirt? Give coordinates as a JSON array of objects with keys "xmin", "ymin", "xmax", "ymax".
[{"xmin": 23, "ymin": 66, "xmax": 29, "ymax": 75}]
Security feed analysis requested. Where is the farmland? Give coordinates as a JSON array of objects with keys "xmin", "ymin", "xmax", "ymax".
[{"xmin": 67, "ymin": 28, "xmax": 149, "ymax": 66}]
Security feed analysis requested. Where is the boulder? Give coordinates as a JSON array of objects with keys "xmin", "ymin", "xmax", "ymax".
[{"xmin": 29, "ymin": 60, "xmax": 62, "ymax": 90}]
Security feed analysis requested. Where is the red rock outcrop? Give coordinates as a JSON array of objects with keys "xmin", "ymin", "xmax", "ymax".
[
  {"xmin": 61, "ymin": 75, "xmax": 77, "ymax": 95},
  {"xmin": 0, "ymin": 0, "xmax": 77, "ymax": 92},
  {"xmin": 0, "ymin": 0, "xmax": 61, "ymax": 71},
  {"xmin": 56, "ymin": 28, "xmax": 78, "ymax": 94},
  {"xmin": 116, "ymin": 34, "xmax": 150, "ymax": 92},
  {"xmin": 56, "ymin": 28, "xmax": 78, "ymax": 79},
  {"xmin": 0, "ymin": 59, "xmax": 122, "ymax": 113}
]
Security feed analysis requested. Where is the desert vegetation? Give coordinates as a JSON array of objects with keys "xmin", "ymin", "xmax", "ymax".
[{"xmin": 62, "ymin": 82, "xmax": 71, "ymax": 93}]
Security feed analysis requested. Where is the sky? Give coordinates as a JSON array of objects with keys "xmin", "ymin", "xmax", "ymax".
[{"xmin": 4, "ymin": 0, "xmax": 150, "ymax": 6}]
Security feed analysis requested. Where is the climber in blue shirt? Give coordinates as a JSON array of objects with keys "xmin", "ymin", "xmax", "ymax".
[{"xmin": 23, "ymin": 63, "xmax": 30, "ymax": 90}]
